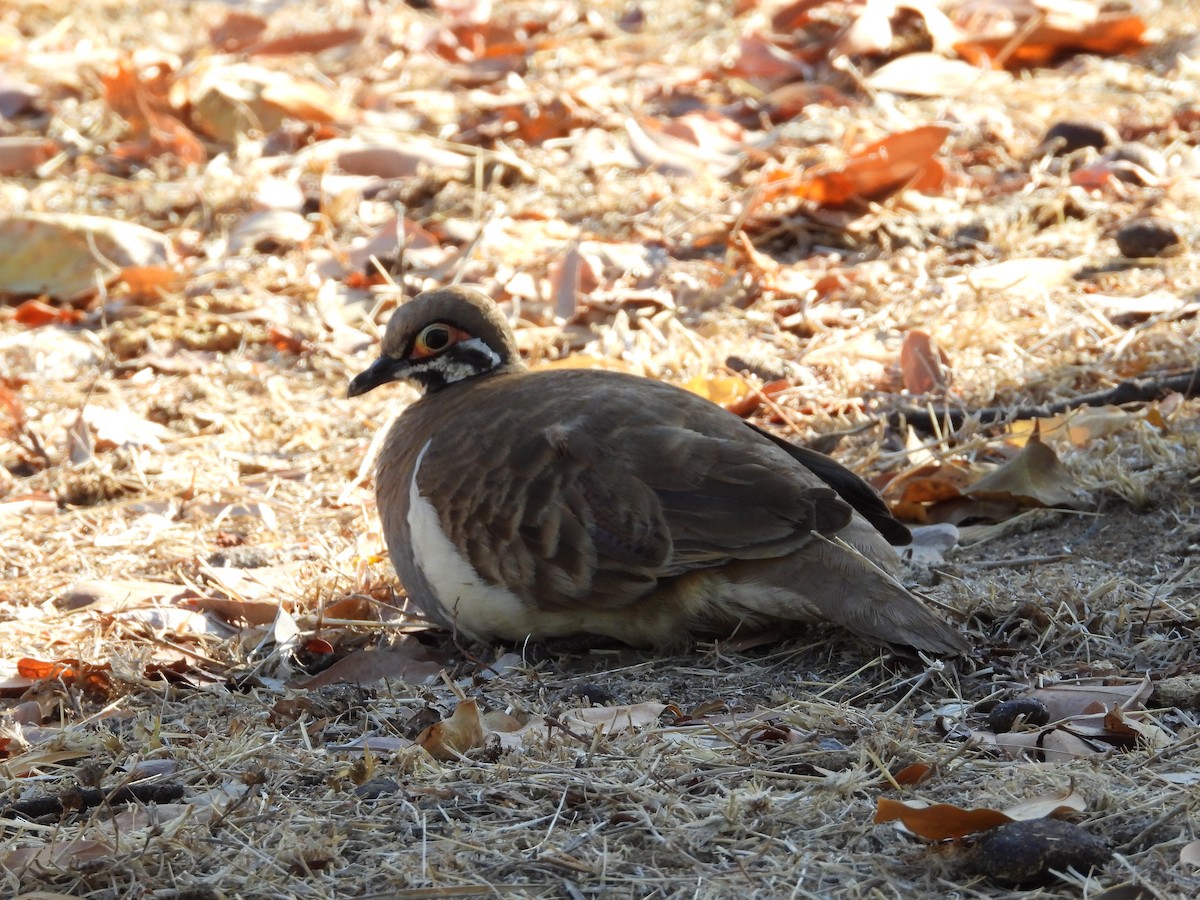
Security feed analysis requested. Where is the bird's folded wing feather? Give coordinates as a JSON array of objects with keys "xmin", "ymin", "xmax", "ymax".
[
  {"xmin": 427, "ymin": 419, "xmax": 855, "ymax": 610},
  {"xmin": 745, "ymin": 422, "xmax": 911, "ymax": 546}
]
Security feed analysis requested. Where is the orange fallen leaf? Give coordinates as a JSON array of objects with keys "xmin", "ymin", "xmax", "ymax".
[
  {"xmin": 878, "ymin": 788, "xmax": 1088, "ymax": 841},
  {"xmin": 956, "ymin": 14, "xmax": 1147, "ymax": 71},
  {"xmin": 884, "ymin": 461, "xmax": 976, "ymax": 505},
  {"xmin": 267, "ymin": 325, "xmax": 313, "ymax": 354},
  {"xmin": 728, "ymin": 32, "xmax": 813, "ymax": 81},
  {"xmin": 892, "ymin": 762, "xmax": 932, "ymax": 786},
  {"xmin": 101, "ymin": 59, "xmax": 206, "ymax": 166},
  {"xmin": 321, "ymin": 594, "xmax": 378, "ymax": 621},
  {"xmin": 209, "ymin": 9, "xmax": 267, "ymax": 52},
  {"xmin": 786, "ymin": 125, "xmax": 949, "ymax": 208},
  {"xmin": 727, "ymin": 378, "xmax": 789, "ymax": 418},
  {"xmin": 17, "ymin": 657, "xmax": 112, "ymax": 698},
  {"xmin": 681, "ymin": 374, "xmax": 751, "ymax": 409},
  {"xmin": 874, "ymin": 798, "xmax": 1011, "ymax": 841},
  {"xmin": 417, "ymin": 698, "xmax": 488, "ymax": 760},
  {"xmin": 119, "ymin": 265, "xmax": 180, "ymax": 301},
  {"xmin": 14, "ymin": 299, "xmax": 83, "ymax": 327}
]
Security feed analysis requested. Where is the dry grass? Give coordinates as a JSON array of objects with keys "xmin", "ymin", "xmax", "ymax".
[{"xmin": 2, "ymin": 0, "xmax": 1200, "ymax": 897}]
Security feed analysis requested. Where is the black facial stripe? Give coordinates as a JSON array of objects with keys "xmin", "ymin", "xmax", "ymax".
[{"xmin": 408, "ymin": 341, "xmax": 501, "ymax": 393}]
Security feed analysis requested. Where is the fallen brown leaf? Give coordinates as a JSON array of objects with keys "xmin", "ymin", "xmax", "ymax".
[{"xmin": 966, "ymin": 434, "xmax": 1079, "ymax": 508}]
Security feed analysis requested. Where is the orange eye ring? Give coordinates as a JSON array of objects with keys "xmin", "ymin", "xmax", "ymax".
[{"xmin": 412, "ymin": 323, "xmax": 458, "ymax": 358}]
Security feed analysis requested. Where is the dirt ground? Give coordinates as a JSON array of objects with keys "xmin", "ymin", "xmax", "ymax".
[{"xmin": 2, "ymin": 0, "xmax": 1200, "ymax": 898}]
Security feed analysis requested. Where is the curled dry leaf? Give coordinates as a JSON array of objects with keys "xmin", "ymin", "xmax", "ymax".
[
  {"xmin": 728, "ymin": 32, "xmax": 811, "ymax": 82},
  {"xmin": 101, "ymin": 60, "xmax": 206, "ymax": 165},
  {"xmin": 983, "ymin": 677, "xmax": 1169, "ymax": 760},
  {"xmin": 56, "ymin": 578, "xmax": 189, "ymax": 612},
  {"xmin": 866, "ymin": 53, "xmax": 1007, "ymax": 97},
  {"xmin": 892, "ymin": 762, "xmax": 932, "ymax": 786},
  {"xmin": 81, "ymin": 405, "xmax": 170, "ymax": 452},
  {"xmin": 331, "ymin": 139, "xmax": 472, "ymax": 178},
  {"xmin": 417, "ymin": 698, "xmax": 488, "ymax": 760},
  {"xmin": 228, "ymin": 210, "xmax": 314, "ymax": 254},
  {"xmin": 839, "ymin": 0, "xmax": 895, "ymax": 55},
  {"xmin": 209, "ymin": 9, "xmax": 268, "ymax": 52},
  {"xmin": 0, "ymin": 838, "xmax": 115, "ymax": 871},
  {"xmin": 1028, "ymin": 676, "xmax": 1152, "ymax": 722},
  {"xmin": 558, "ymin": 701, "xmax": 666, "ymax": 735},
  {"xmin": 247, "ymin": 27, "xmax": 363, "ymax": 56},
  {"xmin": 899, "ymin": 329, "xmax": 951, "ymax": 395},
  {"xmin": 1002, "ymin": 789, "xmax": 1088, "ymax": 822}
]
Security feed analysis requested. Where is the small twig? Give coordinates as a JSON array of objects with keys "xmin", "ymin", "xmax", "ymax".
[
  {"xmin": 4, "ymin": 782, "xmax": 186, "ymax": 820},
  {"xmin": 952, "ymin": 553, "xmax": 1073, "ymax": 570},
  {"xmin": 886, "ymin": 367, "xmax": 1200, "ymax": 433},
  {"xmin": 1115, "ymin": 800, "xmax": 1190, "ymax": 853}
]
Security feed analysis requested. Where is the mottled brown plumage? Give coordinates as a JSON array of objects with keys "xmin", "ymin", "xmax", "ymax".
[{"xmin": 348, "ymin": 286, "xmax": 968, "ymax": 654}]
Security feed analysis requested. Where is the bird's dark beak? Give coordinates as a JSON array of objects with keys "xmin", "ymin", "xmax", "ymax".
[{"xmin": 347, "ymin": 356, "xmax": 407, "ymax": 398}]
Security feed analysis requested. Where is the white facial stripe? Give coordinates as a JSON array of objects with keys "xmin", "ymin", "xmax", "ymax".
[
  {"xmin": 459, "ymin": 337, "xmax": 501, "ymax": 368},
  {"xmin": 410, "ymin": 336, "xmax": 502, "ymax": 385}
]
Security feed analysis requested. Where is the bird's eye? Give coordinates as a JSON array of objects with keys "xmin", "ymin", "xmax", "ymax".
[{"xmin": 415, "ymin": 324, "xmax": 453, "ymax": 355}]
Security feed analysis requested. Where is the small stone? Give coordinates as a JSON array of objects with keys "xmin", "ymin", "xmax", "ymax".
[
  {"xmin": 1115, "ymin": 218, "xmax": 1183, "ymax": 258},
  {"xmin": 726, "ymin": 351, "xmax": 793, "ymax": 383},
  {"xmin": 354, "ymin": 777, "xmax": 401, "ymax": 799},
  {"xmin": 1039, "ymin": 120, "xmax": 1120, "ymax": 155},
  {"xmin": 967, "ymin": 819, "xmax": 1112, "ymax": 886}
]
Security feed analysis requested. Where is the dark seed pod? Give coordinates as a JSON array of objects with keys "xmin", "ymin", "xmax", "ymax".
[{"xmin": 988, "ymin": 698, "xmax": 1051, "ymax": 733}]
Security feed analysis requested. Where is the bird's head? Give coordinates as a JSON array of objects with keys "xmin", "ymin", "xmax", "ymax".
[{"xmin": 347, "ymin": 286, "xmax": 523, "ymax": 397}]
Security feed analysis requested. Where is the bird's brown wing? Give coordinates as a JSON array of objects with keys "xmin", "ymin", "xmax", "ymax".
[{"xmin": 417, "ymin": 373, "xmax": 856, "ymax": 611}]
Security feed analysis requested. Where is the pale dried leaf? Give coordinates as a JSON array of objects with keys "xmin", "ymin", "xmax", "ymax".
[
  {"xmin": 0, "ymin": 213, "xmax": 171, "ymax": 300},
  {"xmin": 866, "ymin": 53, "xmax": 1008, "ymax": 96},
  {"xmin": 295, "ymin": 642, "xmax": 443, "ymax": 689}
]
